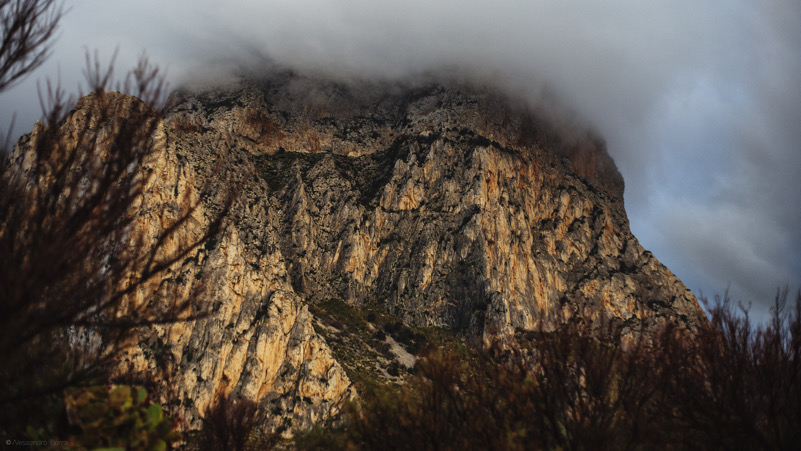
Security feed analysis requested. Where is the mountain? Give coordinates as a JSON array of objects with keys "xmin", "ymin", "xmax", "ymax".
[{"xmin": 10, "ymin": 71, "xmax": 706, "ymax": 436}]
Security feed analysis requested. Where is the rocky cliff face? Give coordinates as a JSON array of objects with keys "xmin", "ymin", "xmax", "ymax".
[
  {"xmin": 12, "ymin": 71, "xmax": 706, "ymax": 435},
  {"xmin": 165, "ymin": 73, "xmax": 702, "ymax": 334}
]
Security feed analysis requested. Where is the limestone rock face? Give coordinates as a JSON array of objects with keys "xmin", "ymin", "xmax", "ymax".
[
  {"xmin": 147, "ymin": 72, "xmax": 705, "ymax": 429},
  {"xmin": 164, "ymin": 73, "xmax": 704, "ymax": 341},
  {"xmin": 8, "ymin": 90, "xmax": 354, "ymax": 436},
  {"xmin": 121, "ymin": 92, "xmax": 356, "ymax": 433},
  {"xmin": 12, "ymin": 72, "xmax": 706, "ymax": 434}
]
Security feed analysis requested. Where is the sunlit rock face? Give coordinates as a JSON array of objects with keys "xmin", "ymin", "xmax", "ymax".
[
  {"xmin": 164, "ymin": 72, "xmax": 702, "ymax": 339},
  {"xmin": 14, "ymin": 72, "xmax": 705, "ymax": 435}
]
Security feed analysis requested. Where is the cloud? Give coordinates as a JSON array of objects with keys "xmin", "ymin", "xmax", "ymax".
[{"xmin": 2, "ymin": 0, "xmax": 799, "ymax": 320}]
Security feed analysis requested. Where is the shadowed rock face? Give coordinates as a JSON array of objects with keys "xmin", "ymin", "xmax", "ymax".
[{"xmin": 12, "ymin": 72, "xmax": 706, "ymax": 435}]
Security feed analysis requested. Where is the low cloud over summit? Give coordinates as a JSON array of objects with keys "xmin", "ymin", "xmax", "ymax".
[{"xmin": 2, "ymin": 0, "xmax": 799, "ymax": 318}]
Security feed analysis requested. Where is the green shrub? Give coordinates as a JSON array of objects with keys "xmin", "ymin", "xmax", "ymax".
[{"xmin": 63, "ymin": 385, "xmax": 180, "ymax": 450}]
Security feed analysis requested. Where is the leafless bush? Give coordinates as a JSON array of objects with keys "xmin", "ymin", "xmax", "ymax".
[
  {"xmin": 0, "ymin": 0, "xmax": 62, "ymax": 91},
  {"xmin": 202, "ymin": 392, "xmax": 267, "ymax": 451},
  {"xmin": 316, "ymin": 318, "xmax": 665, "ymax": 450},
  {"xmin": 0, "ymin": 4, "xmax": 235, "ymax": 436},
  {"xmin": 662, "ymin": 289, "xmax": 801, "ymax": 449},
  {"xmin": 521, "ymin": 319, "xmax": 678, "ymax": 449},
  {"xmin": 303, "ymin": 291, "xmax": 800, "ymax": 450}
]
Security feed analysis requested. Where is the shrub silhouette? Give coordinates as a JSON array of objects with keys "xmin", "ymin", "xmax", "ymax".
[
  {"xmin": 662, "ymin": 289, "xmax": 801, "ymax": 449},
  {"xmin": 201, "ymin": 392, "xmax": 270, "ymax": 451},
  {"xmin": 319, "ymin": 323, "xmax": 666, "ymax": 450},
  {"xmin": 299, "ymin": 290, "xmax": 801, "ymax": 450},
  {"xmin": 0, "ymin": 0, "xmax": 234, "ymax": 441},
  {"xmin": 0, "ymin": 0, "xmax": 63, "ymax": 92}
]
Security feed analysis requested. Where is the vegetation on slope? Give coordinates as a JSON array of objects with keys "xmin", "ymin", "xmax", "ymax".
[{"xmin": 298, "ymin": 291, "xmax": 801, "ymax": 450}]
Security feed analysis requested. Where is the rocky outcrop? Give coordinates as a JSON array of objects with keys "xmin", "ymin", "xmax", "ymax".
[
  {"xmin": 8, "ymin": 90, "xmax": 354, "ymax": 436},
  {"xmin": 120, "ymin": 89, "xmax": 355, "ymax": 433},
  {"xmin": 164, "ymin": 73, "xmax": 704, "ymax": 342},
  {"xmin": 11, "ymin": 71, "xmax": 706, "ymax": 435}
]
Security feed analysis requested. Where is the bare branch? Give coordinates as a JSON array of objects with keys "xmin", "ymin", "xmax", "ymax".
[
  {"xmin": 0, "ymin": 0, "xmax": 64, "ymax": 91},
  {"xmin": 0, "ymin": 53, "xmax": 236, "ymax": 433}
]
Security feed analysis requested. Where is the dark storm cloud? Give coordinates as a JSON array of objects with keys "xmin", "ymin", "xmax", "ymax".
[{"xmin": 2, "ymin": 0, "xmax": 799, "ymax": 319}]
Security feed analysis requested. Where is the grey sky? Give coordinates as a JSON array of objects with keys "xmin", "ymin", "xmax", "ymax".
[{"xmin": 2, "ymin": 0, "xmax": 799, "ymax": 320}]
